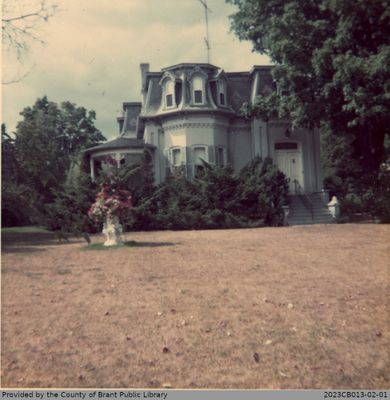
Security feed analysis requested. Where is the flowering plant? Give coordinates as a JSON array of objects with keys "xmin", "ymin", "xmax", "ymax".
[{"xmin": 88, "ymin": 184, "xmax": 133, "ymax": 222}]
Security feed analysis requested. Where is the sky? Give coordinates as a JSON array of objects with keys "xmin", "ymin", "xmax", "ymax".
[{"xmin": 2, "ymin": 0, "xmax": 271, "ymax": 141}]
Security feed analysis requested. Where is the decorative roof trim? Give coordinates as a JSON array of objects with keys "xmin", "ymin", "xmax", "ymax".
[
  {"xmin": 163, "ymin": 122, "xmax": 230, "ymax": 131},
  {"xmin": 161, "ymin": 62, "xmax": 219, "ymax": 71},
  {"xmin": 188, "ymin": 66, "xmax": 208, "ymax": 80},
  {"xmin": 159, "ymin": 71, "xmax": 179, "ymax": 86}
]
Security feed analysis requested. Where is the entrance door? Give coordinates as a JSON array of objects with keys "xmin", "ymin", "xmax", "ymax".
[{"xmin": 275, "ymin": 142, "xmax": 303, "ymax": 193}]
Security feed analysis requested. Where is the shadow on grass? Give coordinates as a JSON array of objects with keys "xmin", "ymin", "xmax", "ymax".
[
  {"xmin": 1, "ymin": 246, "xmax": 46, "ymax": 254},
  {"xmin": 84, "ymin": 240, "xmax": 177, "ymax": 251},
  {"xmin": 1, "ymin": 227, "xmax": 78, "ymax": 254}
]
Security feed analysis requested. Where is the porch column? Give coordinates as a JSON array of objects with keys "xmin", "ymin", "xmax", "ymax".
[
  {"xmin": 116, "ymin": 152, "xmax": 121, "ymax": 168},
  {"xmin": 90, "ymin": 157, "xmax": 95, "ymax": 181}
]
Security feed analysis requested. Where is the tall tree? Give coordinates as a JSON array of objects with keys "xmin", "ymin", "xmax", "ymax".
[
  {"xmin": 6, "ymin": 96, "xmax": 105, "ymax": 218},
  {"xmin": 227, "ymin": 0, "xmax": 390, "ymax": 175},
  {"xmin": 1, "ymin": 124, "xmax": 37, "ymax": 225}
]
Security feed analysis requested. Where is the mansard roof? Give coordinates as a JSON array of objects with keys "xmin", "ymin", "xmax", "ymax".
[
  {"xmin": 139, "ymin": 63, "xmax": 275, "ymax": 118},
  {"xmin": 225, "ymin": 72, "xmax": 252, "ymax": 112},
  {"xmin": 118, "ymin": 102, "xmax": 142, "ymax": 135}
]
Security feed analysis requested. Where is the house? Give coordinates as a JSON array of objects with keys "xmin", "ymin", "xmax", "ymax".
[
  {"xmin": 85, "ymin": 63, "xmax": 332, "ymax": 224},
  {"xmin": 86, "ymin": 62, "xmax": 323, "ymax": 192},
  {"xmin": 85, "ymin": 62, "xmax": 333, "ymax": 224}
]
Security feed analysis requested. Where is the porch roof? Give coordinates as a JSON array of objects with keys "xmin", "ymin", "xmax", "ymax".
[{"xmin": 84, "ymin": 137, "xmax": 155, "ymax": 156}]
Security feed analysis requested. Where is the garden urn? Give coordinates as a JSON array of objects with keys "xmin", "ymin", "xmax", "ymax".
[{"xmin": 102, "ymin": 215, "xmax": 123, "ymax": 246}]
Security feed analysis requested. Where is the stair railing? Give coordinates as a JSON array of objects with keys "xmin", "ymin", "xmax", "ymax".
[{"xmin": 293, "ymin": 179, "xmax": 314, "ymax": 220}]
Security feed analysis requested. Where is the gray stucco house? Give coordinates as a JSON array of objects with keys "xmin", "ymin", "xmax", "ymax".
[
  {"xmin": 86, "ymin": 62, "xmax": 322, "ymax": 191},
  {"xmin": 85, "ymin": 62, "xmax": 334, "ymax": 224}
]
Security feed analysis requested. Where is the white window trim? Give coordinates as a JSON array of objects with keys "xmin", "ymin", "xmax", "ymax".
[
  {"xmin": 190, "ymin": 75, "xmax": 206, "ymax": 106},
  {"xmin": 192, "ymin": 145, "xmax": 209, "ymax": 165},
  {"xmin": 217, "ymin": 80, "xmax": 227, "ymax": 106},
  {"xmin": 170, "ymin": 146, "xmax": 182, "ymax": 166},
  {"xmin": 163, "ymin": 78, "xmax": 176, "ymax": 110}
]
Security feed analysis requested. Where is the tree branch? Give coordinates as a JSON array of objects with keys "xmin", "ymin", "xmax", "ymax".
[{"xmin": 2, "ymin": 64, "xmax": 36, "ymax": 85}]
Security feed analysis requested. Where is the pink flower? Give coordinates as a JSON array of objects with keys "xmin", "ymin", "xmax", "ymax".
[{"xmin": 88, "ymin": 185, "xmax": 133, "ymax": 222}]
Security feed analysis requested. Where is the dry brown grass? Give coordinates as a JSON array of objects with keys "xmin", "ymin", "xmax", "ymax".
[{"xmin": 1, "ymin": 224, "xmax": 389, "ymax": 389}]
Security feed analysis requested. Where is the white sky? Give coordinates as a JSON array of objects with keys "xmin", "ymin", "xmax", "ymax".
[{"xmin": 2, "ymin": 0, "xmax": 271, "ymax": 140}]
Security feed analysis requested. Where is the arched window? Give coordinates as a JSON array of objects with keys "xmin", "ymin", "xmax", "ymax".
[
  {"xmin": 192, "ymin": 76, "xmax": 204, "ymax": 104},
  {"xmin": 165, "ymin": 79, "xmax": 175, "ymax": 108}
]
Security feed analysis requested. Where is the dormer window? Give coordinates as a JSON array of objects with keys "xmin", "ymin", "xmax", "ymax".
[
  {"xmin": 218, "ymin": 81, "xmax": 226, "ymax": 106},
  {"xmin": 165, "ymin": 79, "xmax": 175, "ymax": 108},
  {"xmin": 192, "ymin": 76, "xmax": 204, "ymax": 105}
]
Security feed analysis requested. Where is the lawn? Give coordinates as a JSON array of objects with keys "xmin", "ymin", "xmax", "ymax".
[{"xmin": 1, "ymin": 224, "xmax": 389, "ymax": 389}]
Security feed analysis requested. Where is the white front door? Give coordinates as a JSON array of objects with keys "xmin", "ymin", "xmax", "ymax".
[{"xmin": 275, "ymin": 147, "xmax": 303, "ymax": 193}]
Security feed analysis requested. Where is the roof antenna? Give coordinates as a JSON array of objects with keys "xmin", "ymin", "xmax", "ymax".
[{"xmin": 198, "ymin": 0, "xmax": 212, "ymax": 63}]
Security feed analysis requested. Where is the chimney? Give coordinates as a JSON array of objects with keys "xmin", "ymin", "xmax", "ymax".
[{"xmin": 140, "ymin": 63, "xmax": 150, "ymax": 93}]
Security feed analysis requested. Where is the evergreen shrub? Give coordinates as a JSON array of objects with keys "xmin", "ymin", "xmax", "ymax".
[{"xmin": 128, "ymin": 157, "xmax": 289, "ymax": 230}]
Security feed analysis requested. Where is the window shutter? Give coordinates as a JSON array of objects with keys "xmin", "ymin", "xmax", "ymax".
[
  {"xmin": 186, "ymin": 147, "xmax": 193, "ymax": 180},
  {"xmin": 163, "ymin": 148, "xmax": 171, "ymax": 173},
  {"xmin": 163, "ymin": 148, "xmax": 170, "ymax": 163},
  {"xmin": 215, "ymin": 147, "xmax": 220, "ymax": 166},
  {"xmin": 208, "ymin": 145, "xmax": 215, "ymax": 165},
  {"xmin": 181, "ymin": 146, "xmax": 186, "ymax": 165}
]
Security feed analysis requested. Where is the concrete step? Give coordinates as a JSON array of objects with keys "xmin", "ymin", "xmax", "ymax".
[
  {"xmin": 287, "ymin": 194, "xmax": 335, "ymax": 225},
  {"xmin": 289, "ymin": 216, "xmax": 333, "ymax": 221},
  {"xmin": 289, "ymin": 220, "xmax": 334, "ymax": 225},
  {"xmin": 289, "ymin": 215, "xmax": 334, "ymax": 221}
]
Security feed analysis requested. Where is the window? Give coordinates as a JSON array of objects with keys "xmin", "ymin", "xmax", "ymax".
[
  {"xmin": 218, "ymin": 81, "xmax": 226, "ymax": 106},
  {"xmin": 275, "ymin": 142, "xmax": 298, "ymax": 150},
  {"xmin": 193, "ymin": 76, "xmax": 204, "ymax": 104},
  {"xmin": 193, "ymin": 146, "xmax": 207, "ymax": 164},
  {"xmin": 171, "ymin": 148, "xmax": 181, "ymax": 166},
  {"xmin": 216, "ymin": 146, "xmax": 226, "ymax": 166},
  {"xmin": 194, "ymin": 90, "xmax": 202, "ymax": 103},
  {"xmin": 165, "ymin": 80, "xmax": 175, "ymax": 108}
]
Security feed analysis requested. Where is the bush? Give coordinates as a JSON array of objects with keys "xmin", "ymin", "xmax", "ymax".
[
  {"xmin": 41, "ymin": 153, "xmax": 289, "ymax": 234},
  {"xmin": 42, "ymin": 171, "xmax": 99, "ymax": 235},
  {"xmin": 1, "ymin": 182, "xmax": 38, "ymax": 227},
  {"xmin": 128, "ymin": 157, "xmax": 289, "ymax": 230},
  {"xmin": 237, "ymin": 157, "xmax": 289, "ymax": 226},
  {"xmin": 372, "ymin": 166, "xmax": 390, "ymax": 222}
]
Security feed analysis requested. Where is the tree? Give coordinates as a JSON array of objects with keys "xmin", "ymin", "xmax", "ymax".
[
  {"xmin": 2, "ymin": 97, "xmax": 106, "ymax": 223},
  {"xmin": 227, "ymin": 0, "xmax": 390, "ymax": 185},
  {"xmin": 1, "ymin": 124, "xmax": 38, "ymax": 226},
  {"xmin": 1, "ymin": 0, "xmax": 58, "ymax": 84}
]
